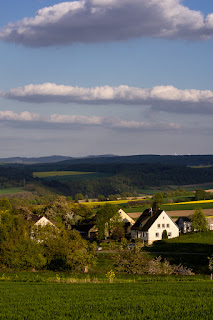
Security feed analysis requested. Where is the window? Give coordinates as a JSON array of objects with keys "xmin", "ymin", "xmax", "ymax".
[
  {"xmin": 162, "ymin": 224, "xmax": 165, "ymax": 228},
  {"xmin": 157, "ymin": 224, "xmax": 160, "ymax": 228},
  {"xmin": 167, "ymin": 224, "xmax": 170, "ymax": 228},
  {"xmin": 155, "ymin": 233, "xmax": 159, "ymax": 237},
  {"xmin": 168, "ymin": 232, "xmax": 172, "ymax": 236}
]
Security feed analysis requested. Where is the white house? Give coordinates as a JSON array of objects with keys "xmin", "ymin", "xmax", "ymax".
[
  {"xmin": 207, "ymin": 217, "xmax": 213, "ymax": 231},
  {"xmin": 175, "ymin": 217, "xmax": 192, "ymax": 233},
  {"xmin": 34, "ymin": 216, "xmax": 55, "ymax": 227},
  {"xmin": 118, "ymin": 208, "xmax": 135, "ymax": 234},
  {"xmin": 131, "ymin": 208, "xmax": 179, "ymax": 244}
]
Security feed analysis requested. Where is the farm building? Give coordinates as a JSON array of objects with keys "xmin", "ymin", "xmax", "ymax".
[
  {"xmin": 175, "ymin": 216, "xmax": 192, "ymax": 233},
  {"xmin": 118, "ymin": 208, "xmax": 135, "ymax": 234},
  {"xmin": 131, "ymin": 208, "xmax": 179, "ymax": 244},
  {"xmin": 73, "ymin": 209, "xmax": 135, "ymax": 239},
  {"xmin": 207, "ymin": 217, "xmax": 213, "ymax": 231}
]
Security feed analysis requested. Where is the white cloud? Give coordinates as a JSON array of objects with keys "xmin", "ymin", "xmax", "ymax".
[
  {"xmin": 0, "ymin": 0, "xmax": 213, "ymax": 46},
  {"xmin": 0, "ymin": 110, "xmax": 181, "ymax": 131},
  {"xmin": 2, "ymin": 83, "xmax": 213, "ymax": 114},
  {"xmin": 0, "ymin": 110, "xmax": 40, "ymax": 121}
]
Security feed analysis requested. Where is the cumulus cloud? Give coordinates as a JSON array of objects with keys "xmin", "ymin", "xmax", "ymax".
[
  {"xmin": 0, "ymin": 110, "xmax": 180, "ymax": 131},
  {"xmin": 0, "ymin": 0, "xmax": 213, "ymax": 46},
  {"xmin": 0, "ymin": 110, "xmax": 40, "ymax": 121},
  {"xmin": 2, "ymin": 83, "xmax": 213, "ymax": 114}
]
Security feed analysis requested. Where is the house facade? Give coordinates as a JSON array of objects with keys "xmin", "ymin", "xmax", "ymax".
[
  {"xmin": 131, "ymin": 208, "xmax": 179, "ymax": 244},
  {"xmin": 207, "ymin": 217, "xmax": 213, "ymax": 231},
  {"xmin": 118, "ymin": 208, "xmax": 135, "ymax": 234},
  {"xmin": 175, "ymin": 217, "xmax": 192, "ymax": 233}
]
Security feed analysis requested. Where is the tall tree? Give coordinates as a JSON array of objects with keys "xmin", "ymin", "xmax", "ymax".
[
  {"xmin": 152, "ymin": 192, "xmax": 164, "ymax": 210},
  {"xmin": 96, "ymin": 203, "xmax": 119, "ymax": 240},
  {"xmin": 191, "ymin": 208, "xmax": 208, "ymax": 232}
]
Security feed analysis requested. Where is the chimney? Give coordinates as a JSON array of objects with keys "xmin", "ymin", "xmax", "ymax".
[{"xmin": 149, "ymin": 207, "xmax": 153, "ymax": 217}]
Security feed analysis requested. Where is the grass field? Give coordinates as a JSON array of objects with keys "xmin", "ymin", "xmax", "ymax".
[
  {"xmin": 0, "ymin": 280, "xmax": 213, "ymax": 319},
  {"xmin": 146, "ymin": 231, "xmax": 213, "ymax": 273},
  {"xmin": 0, "ymin": 187, "xmax": 25, "ymax": 194},
  {"xmin": 33, "ymin": 171, "xmax": 95, "ymax": 178},
  {"xmin": 148, "ymin": 231, "xmax": 213, "ymax": 253},
  {"xmin": 33, "ymin": 171, "xmax": 113, "ymax": 182},
  {"xmin": 124, "ymin": 200, "xmax": 213, "ymax": 213}
]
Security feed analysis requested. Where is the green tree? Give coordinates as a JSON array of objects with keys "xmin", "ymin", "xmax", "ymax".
[
  {"xmin": 75, "ymin": 193, "xmax": 84, "ymax": 202},
  {"xmin": 96, "ymin": 203, "xmax": 119, "ymax": 240},
  {"xmin": 98, "ymin": 195, "xmax": 106, "ymax": 201},
  {"xmin": 152, "ymin": 192, "xmax": 164, "ymax": 210},
  {"xmin": 10, "ymin": 239, "xmax": 46, "ymax": 270},
  {"xmin": 162, "ymin": 230, "xmax": 168, "ymax": 240},
  {"xmin": 195, "ymin": 189, "xmax": 207, "ymax": 201},
  {"xmin": 108, "ymin": 194, "xmax": 118, "ymax": 201},
  {"xmin": 111, "ymin": 225, "xmax": 125, "ymax": 240},
  {"xmin": 42, "ymin": 228, "xmax": 96, "ymax": 271},
  {"xmin": 191, "ymin": 208, "xmax": 208, "ymax": 232},
  {"xmin": 0, "ymin": 198, "xmax": 12, "ymax": 214},
  {"xmin": 0, "ymin": 214, "xmax": 29, "ymax": 268}
]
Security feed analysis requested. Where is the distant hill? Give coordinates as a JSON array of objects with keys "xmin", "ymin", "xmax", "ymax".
[
  {"xmin": 2, "ymin": 154, "xmax": 213, "ymax": 166},
  {"xmin": 55, "ymin": 154, "xmax": 213, "ymax": 167},
  {"xmin": 0, "ymin": 155, "xmax": 73, "ymax": 164}
]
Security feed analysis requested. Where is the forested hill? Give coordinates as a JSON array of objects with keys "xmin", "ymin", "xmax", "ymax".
[
  {"xmin": 1, "ymin": 155, "xmax": 213, "ymax": 198},
  {"xmin": 30, "ymin": 154, "xmax": 213, "ymax": 171},
  {"xmin": 2, "ymin": 154, "xmax": 213, "ymax": 168},
  {"xmin": 32, "ymin": 163, "xmax": 213, "ymax": 198}
]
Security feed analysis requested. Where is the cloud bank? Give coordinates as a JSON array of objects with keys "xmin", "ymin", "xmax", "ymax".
[
  {"xmin": 0, "ymin": 0, "xmax": 213, "ymax": 47},
  {"xmin": 2, "ymin": 83, "xmax": 213, "ymax": 114},
  {"xmin": 0, "ymin": 110, "xmax": 180, "ymax": 131}
]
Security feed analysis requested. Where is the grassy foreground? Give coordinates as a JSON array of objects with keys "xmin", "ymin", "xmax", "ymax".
[{"xmin": 0, "ymin": 280, "xmax": 213, "ymax": 319}]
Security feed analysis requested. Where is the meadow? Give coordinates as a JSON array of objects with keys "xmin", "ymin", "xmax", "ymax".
[
  {"xmin": 0, "ymin": 279, "xmax": 213, "ymax": 319},
  {"xmin": 0, "ymin": 187, "xmax": 25, "ymax": 194},
  {"xmin": 33, "ymin": 171, "xmax": 95, "ymax": 178},
  {"xmin": 124, "ymin": 200, "xmax": 213, "ymax": 213},
  {"xmin": 33, "ymin": 171, "xmax": 112, "ymax": 182},
  {"xmin": 146, "ymin": 231, "xmax": 213, "ymax": 273}
]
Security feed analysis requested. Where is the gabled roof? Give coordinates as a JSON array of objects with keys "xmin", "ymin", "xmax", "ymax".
[
  {"xmin": 34, "ymin": 216, "xmax": 55, "ymax": 227},
  {"xmin": 118, "ymin": 209, "xmax": 135, "ymax": 225},
  {"xmin": 176, "ymin": 216, "xmax": 191, "ymax": 224},
  {"xmin": 72, "ymin": 216, "xmax": 96, "ymax": 233},
  {"xmin": 131, "ymin": 208, "xmax": 163, "ymax": 231}
]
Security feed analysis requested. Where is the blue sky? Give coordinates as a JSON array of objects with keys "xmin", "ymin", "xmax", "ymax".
[{"xmin": 0, "ymin": 0, "xmax": 213, "ymax": 157}]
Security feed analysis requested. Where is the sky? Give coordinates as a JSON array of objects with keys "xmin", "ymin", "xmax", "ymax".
[{"xmin": 0, "ymin": 0, "xmax": 213, "ymax": 157}]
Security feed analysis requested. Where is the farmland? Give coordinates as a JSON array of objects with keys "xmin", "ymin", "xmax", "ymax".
[
  {"xmin": 145, "ymin": 231, "xmax": 213, "ymax": 273},
  {"xmin": 124, "ymin": 199, "xmax": 213, "ymax": 214},
  {"xmin": 0, "ymin": 280, "xmax": 213, "ymax": 319},
  {"xmin": 33, "ymin": 171, "xmax": 95, "ymax": 178},
  {"xmin": 0, "ymin": 187, "xmax": 25, "ymax": 194},
  {"xmin": 33, "ymin": 171, "xmax": 112, "ymax": 182}
]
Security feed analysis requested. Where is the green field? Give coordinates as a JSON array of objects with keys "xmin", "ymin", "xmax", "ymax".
[
  {"xmin": 0, "ymin": 280, "xmax": 213, "ymax": 319},
  {"xmin": 124, "ymin": 201, "xmax": 213, "ymax": 213},
  {"xmin": 146, "ymin": 231, "xmax": 213, "ymax": 273},
  {"xmin": 33, "ymin": 171, "xmax": 95, "ymax": 178},
  {"xmin": 33, "ymin": 171, "xmax": 112, "ymax": 182},
  {"xmin": 148, "ymin": 231, "xmax": 213, "ymax": 253},
  {"xmin": 0, "ymin": 187, "xmax": 25, "ymax": 194}
]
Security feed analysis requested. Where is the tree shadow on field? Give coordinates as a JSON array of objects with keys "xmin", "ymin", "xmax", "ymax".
[{"xmin": 145, "ymin": 241, "xmax": 213, "ymax": 274}]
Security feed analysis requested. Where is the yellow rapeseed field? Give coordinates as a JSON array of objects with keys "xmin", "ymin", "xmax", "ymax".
[{"xmin": 166, "ymin": 199, "xmax": 213, "ymax": 206}]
